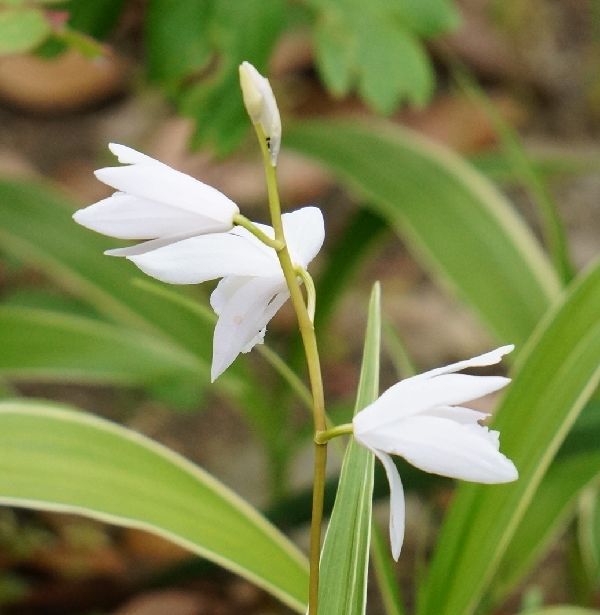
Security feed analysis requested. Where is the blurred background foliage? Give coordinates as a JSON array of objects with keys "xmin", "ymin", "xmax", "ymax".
[{"xmin": 0, "ymin": 0, "xmax": 599, "ymax": 614}]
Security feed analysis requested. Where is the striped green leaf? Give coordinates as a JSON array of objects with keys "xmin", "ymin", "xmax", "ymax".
[
  {"xmin": 494, "ymin": 451, "xmax": 600, "ymax": 604},
  {"xmin": 419, "ymin": 258, "xmax": 600, "ymax": 615},
  {"xmin": 526, "ymin": 609, "xmax": 600, "ymax": 615},
  {"xmin": 286, "ymin": 120, "xmax": 561, "ymax": 347},
  {"xmin": 0, "ymin": 305, "xmax": 199, "ymax": 385},
  {"xmin": 0, "ymin": 399, "xmax": 308, "ymax": 611},
  {"xmin": 318, "ymin": 283, "xmax": 381, "ymax": 614}
]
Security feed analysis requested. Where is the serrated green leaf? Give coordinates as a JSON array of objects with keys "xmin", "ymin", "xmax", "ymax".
[
  {"xmin": 418, "ymin": 258, "xmax": 600, "ymax": 615},
  {"xmin": 313, "ymin": 8, "xmax": 355, "ymax": 96},
  {"xmin": 0, "ymin": 400, "xmax": 308, "ymax": 611},
  {"xmin": 309, "ymin": 0, "xmax": 450, "ymax": 110},
  {"xmin": 286, "ymin": 120, "xmax": 561, "ymax": 347},
  {"xmin": 356, "ymin": 20, "xmax": 433, "ymax": 112},
  {"xmin": 318, "ymin": 283, "xmax": 381, "ymax": 614},
  {"xmin": 0, "ymin": 306, "xmax": 199, "ymax": 386},
  {"xmin": 0, "ymin": 8, "xmax": 50, "ymax": 55}
]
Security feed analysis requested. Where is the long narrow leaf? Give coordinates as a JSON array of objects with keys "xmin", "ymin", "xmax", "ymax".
[
  {"xmin": 371, "ymin": 522, "xmax": 407, "ymax": 615},
  {"xmin": 526, "ymin": 609, "xmax": 600, "ymax": 615},
  {"xmin": 318, "ymin": 282, "xmax": 381, "ymax": 614},
  {"xmin": 0, "ymin": 179, "xmax": 212, "ymax": 359},
  {"xmin": 0, "ymin": 400, "xmax": 308, "ymax": 611},
  {"xmin": 286, "ymin": 120, "xmax": 561, "ymax": 346},
  {"xmin": 0, "ymin": 306, "xmax": 200, "ymax": 384},
  {"xmin": 0, "ymin": 179, "xmax": 283, "ymax": 450},
  {"xmin": 419, "ymin": 258, "xmax": 600, "ymax": 615},
  {"xmin": 494, "ymin": 451, "xmax": 600, "ymax": 603}
]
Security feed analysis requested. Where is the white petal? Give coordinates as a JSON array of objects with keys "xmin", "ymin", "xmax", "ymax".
[
  {"xmin": 230, "ymin": 223, "xmax": 276, "ymax": 258},
  {"xmin": 211, "ymin": 277, "xmax": 289, "ymax": 381},
  {"xmin": 73, "ymin": 193, "xmax": 225, "ymax": 240},
  {"xmin": 372, "ymin": 449, "xmax": 405, "ymax": 561},
  {"xmin": 282, "ymin": 207, "xmax": 325, "ymax": 269},
  {"xmin": 128, "ymin": 233, "xmax": 281, "ymax": 284},
  {"xmin": 210, "ymin": 276, "xmax": 252, "ymax": 315},
  {"xmin": 425, "ymin": 405, "xmax": 490, "ymax": 424},
  {"xmin": 361, "ymin": 415, "xmax": 518, "ymax": 484},
  {"xmin": 95, "ymin": 163, "xmax": 238, "ymax": 223},
  {"xmin": 104, "ymin": 232, "xmax": 202, "ymax": 257},
  {"xmin": 108, "ymin": 143, "xmax": 162, "ymax": 166},
  {"xmin": 354, "ymin": 373, "xmax": 510, "ymax": 432},
  {"xmin": 415, "ymin": 345, "xmax": 514, "ymax": 381}
]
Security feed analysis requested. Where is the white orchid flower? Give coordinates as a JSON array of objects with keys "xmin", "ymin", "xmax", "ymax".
[
  {"xmin": 73, "ymin": 144, "xmax": 240, "ymax": 256},
  {"xmin": 353, "ymin": 345, "xmax": 518, "ymax": 560},
  {"xmin": 239, "ymin": 61, "xmax": 281, "ymax": 166},
  {"xmin": 128, "ymin": 206, "xmax": 324, "ymax": 381}
]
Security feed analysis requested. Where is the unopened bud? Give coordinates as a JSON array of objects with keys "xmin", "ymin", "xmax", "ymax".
[{"xmin": 239, "ymin": 61, "xmax": 281, "ymax": 166}]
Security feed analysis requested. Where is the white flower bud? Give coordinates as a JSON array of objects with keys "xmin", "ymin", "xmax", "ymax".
[{"xmin": 239, "ymin": 61, "xmax": 281, "ymax": 166}]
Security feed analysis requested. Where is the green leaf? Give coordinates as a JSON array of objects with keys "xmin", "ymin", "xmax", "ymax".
[
  {"xmin": 0, "ymin": 8, "xmax": 51, "ymax": 55},
  {"xmin": 60, "ymin": 0, "xmax": 126, "ymax": 39},
  {"xmin": 318, "ymin": 282, "xmax": 381, "ymax": 614},
  {"xmin": 0, "ymin": 400, "xmax": 309, "ymax": 611},
  {"xmin": 418, "ymin": 258, "xmax": 600, "ymax": 615},
  {"xmin": 455, "ymin": 69, "xmax": 574, "ymax": 283},
  {"xmin": 578, "ymin": 486, "xmax": 600, "ymax": 588},
  {"xmin": 313, "ymin": 8, "xmax": 355, "ymax": 96},
  {"xmin": 0, "ymin": 179, "xmax": 213, "ymax": 360},
  {"xmin": 392, "ymin": 0, "xmax": 460, "ymax": 36},
  {"xmin": 183, "ymin": 0, "xmax": 285, "ymax": 156},
  {"xmin": 286, "ymin": 119, "xmax": 561, "ymax": 347},
  {"xmin": 0, "ymin": 178, "xmax": 282, "ymax": 426},
  {"xmin": 316, "ymin": 208, "xmax": 388, "ymax": 331},
  {"xmin": 356, "ymin": 23, "xmax": 433, "ymax": 112},
  {"xmin": 371, "ymin": 522, "xmax": 407, "ymax": 615},
  {"xmin": 493, "ymin": 451, "xmax": 600, "ymax": 604},
  {"xmin": 525, "ymin": 609, "xmax": 600, "ymax": 615},
  {"xmin": 146, "ymin": 0, "xmax": 213, "ymax": 86},
  {"xmin": 471, "ymin": 149, "xmax": 600, "ymax": 184},
  {"xmin": 0, "ymin": 306, "xmax": 199, "ymax": 386},
  {"xmin": 309, "ymin": 0, "xmax": 452, "ymax": 111}
]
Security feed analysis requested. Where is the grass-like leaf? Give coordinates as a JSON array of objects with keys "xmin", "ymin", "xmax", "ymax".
[
  {"xmin": 418, "ymin": 258, "xmax": 600, "ymax": 615},
  {"xmin": 0, "ymin": 305, "xmax": 200, "ymax": 384},
  {"xmin": 318, "ymin": 282, "xmax": 381, "ymax": 614},
  {"xmin": 286, "ymin": 119, "xmax": 561, "ymax": 347},
  {"xmin": 0, "ymin": 399, "xmax": 308, "ymax": 611}
]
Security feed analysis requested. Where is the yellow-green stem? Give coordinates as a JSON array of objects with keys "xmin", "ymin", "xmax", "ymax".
[
  {"xmin": 254, "ymin": 124, "xmax": 327, "ymax": 614},
  {"xmin": 315, "ymin": 423, "xmax": 353, "ymax": 444},
  {"xmin": 232, "ymin": 213, "xmax": 285, "ymax": 251},
  {"xmin": 295, "ymin": 266, "xmax": 317, "ymax": 323}
]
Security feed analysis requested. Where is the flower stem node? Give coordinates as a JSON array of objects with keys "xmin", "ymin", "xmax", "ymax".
[
  {"xmin": 239, "ymin": 61, "xmax": 281, "ymax": 166},
  {"xmin": 314, "ymin": 423, "xmax": 354, "ymax": 444}
]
